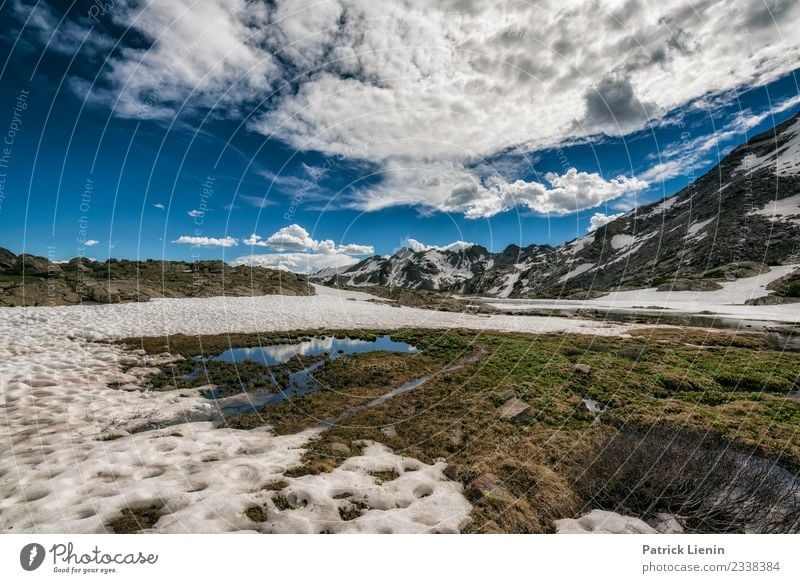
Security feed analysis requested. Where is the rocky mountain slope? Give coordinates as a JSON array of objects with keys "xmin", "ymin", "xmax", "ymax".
[
  {"xmin": 314, "ymin": 113, "xmax": 800, "ymax": 297},
  {"xmin": 0, "ymin": 251, "xmax": 312, "ymax": 307}
]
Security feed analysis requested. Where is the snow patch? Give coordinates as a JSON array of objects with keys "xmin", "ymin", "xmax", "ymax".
[
  {"xmin": 686, "ymin": 217, "xmax": 715, "ymax": 238},
  {"xmin": 610, "ymin": 234, "xmax": 635, "ymax": 250},
  {"xmin": 558, "ymin": 262, "xmax": 595, "ymax": 283},
  {"xmin": 748, "ymin": 193, "xmax": 800, "ymax": 224}
]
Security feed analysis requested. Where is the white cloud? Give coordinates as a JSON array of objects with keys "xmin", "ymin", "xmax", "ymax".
[
  {"xmin": 350, "ymin": 163, "xmax": 648, "ymax": 218},
  {"xmin": 231, "ymin": 252, "xmax": 361, "ymax": 274},
  {"xmin": 237, "ymin": 194, "xmax": 277, "ymax": 208},
  {"xmin": 187, "ymin": 210, "xmax": 204, "ymax": 218},
  {"xmin": 263, "ymin": 224, "xmax": 326, "ymax": 253},
  {"xmin": 640, "ymin": 93, "xmax": 800, "ymax": 183},
  {"xmin": 153, "ymin": 203, "xmax": 165, "ymax": 210},
  {"xmin": 248, "ymin": 224, "xmax": 373, "ymax": 255},
  {"xmin": 237, "ymin": 225, "xmax": 374, "ymax": 272},
  {"xmin": 83, "ymin": 239, "xmax": 100, "ymax": 246},
  {"xmin": 173, "ymin": 235, "xmax": 238, "ymax": 247},
  {"xmin": 587, "ymin": 212, "xmax": 624, "ymax": 232},
  {"xmin": 33, "ymin": 0, "xmax": 800, "ymax": 217},
  {"xmin": 337, "ymin": 243, "xmax": 375, "ymax": 255},
  {"xmin": 405, "ymin": 239, "xmax": 475, "ymax": 252}
]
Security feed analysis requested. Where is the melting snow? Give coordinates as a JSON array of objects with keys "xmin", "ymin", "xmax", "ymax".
[
  {"xmin": 686, "ymin": 217, "xmax": 715, "ymax": 238},
  {"xmin": 558, "ymin": 262, "xmax": 595, "ymax": 283},
  {"xmin": 737, "ymin": 118, "xmax": 800, "ymax": 176},
  {"xmin": 484, "ymin": 264, "xmax": 800, "ymax": 324},
  {"xmin": 610, "ymin": 234, "xmax": 635, "ymax": 250},
  {"xmin": 748, "ymin": 193, "xmax": 800, "ymax": 224},
  {"xmin": 0, "ymin": 286, "xmax": 638, "ymax": 533}
]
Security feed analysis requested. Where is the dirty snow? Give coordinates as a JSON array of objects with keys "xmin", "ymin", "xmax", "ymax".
[
  {"xmin": 1, "ymin": 285, "xmax": 640, "ymax": 534},
  {"xmin": 556, "ymin": 510, "xmax": 656, "ymax": 534}
]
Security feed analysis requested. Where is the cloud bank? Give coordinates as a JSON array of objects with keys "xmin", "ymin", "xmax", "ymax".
[
  {"xmin": 235, "ymin": 224, "xmax": 374, "ymax": 273},
  {"xmin": 21, "ymin": 0, "xmax": 800, "ymax": 217}
]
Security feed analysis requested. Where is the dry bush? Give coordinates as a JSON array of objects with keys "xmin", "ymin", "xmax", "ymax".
[{"xmin": 572, "ymin": 426, "xmax": 800, "ymax": 533}]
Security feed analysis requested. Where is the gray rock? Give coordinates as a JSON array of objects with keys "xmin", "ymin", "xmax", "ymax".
[
  {"xmin": 14, "ymin": 254, "xmax": 61, "ymax": 276},
  {"xmin": 381, "ymin": 425, "xmax": 398, "ymax": 438},
  {"xmin": 89, "ymin": 285, "xmax": 121, "ymax": 304},
  {"xmin": 572, "ymin": 363, "xmax": 591, "ymax": 375},
  {"xmin": 497, "ymin": 397, "xmax": 532, "ymax": 422},
  {"xmin": 497, "ymin": 388, "xmax": 515, "ymax": 401}
]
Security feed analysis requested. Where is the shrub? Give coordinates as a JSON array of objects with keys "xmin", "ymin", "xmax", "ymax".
[{"xmin": 572, "ymin": 426, "xmax": 800, "ymax": 533}]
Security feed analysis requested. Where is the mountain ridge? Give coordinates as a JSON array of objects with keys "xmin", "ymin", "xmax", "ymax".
[{"xmin": 312, "ymin": 112, "xmax": 800, "ymax": 297}]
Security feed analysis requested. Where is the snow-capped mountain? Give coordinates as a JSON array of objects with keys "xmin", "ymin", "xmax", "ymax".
[
  {"xmin": 313, "ymin": 112, "xmax": 800, "ymax": 297},
  {"xmin": 314, "ymin": 245, "xmax": 497, "ymax": 291}
]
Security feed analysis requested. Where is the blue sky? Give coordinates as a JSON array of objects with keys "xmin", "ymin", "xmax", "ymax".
[{"xmin": 1, "ymin": 1, "xmax": 799, "ymax": 273}]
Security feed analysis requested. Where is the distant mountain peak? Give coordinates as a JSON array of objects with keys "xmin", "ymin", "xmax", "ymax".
[{"xmin": 313, "ymin": 114, "xmax": 800, "ymax": 296}]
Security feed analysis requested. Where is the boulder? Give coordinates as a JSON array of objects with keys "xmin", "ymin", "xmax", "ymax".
[
  {"xmin": 497, "ymin": 397, "xmax": 532, "ymax": 422},
  {"xmin": 464, "ymin": 473, "xmax": 514, "ymax": 504},
  {"xmin": 381, "ymin": 425, "xmax": 398, "ymax": 438},
  {"xmin": 497, "ymin": 388, "xmax": 515, "ymax": 401},
  {"xmin": 572, "ymin": 363, "xmax": 592, "ymax": 375},
  {"xmin": 88, "ymin": 285, "xmax": 121, "ymax": 304},
  {"xmin": 62, "ymin": 257, "xmax": 92, "ymax": 272},
  {"xmin": 14, "ymin": 254, "xmax": 61, "ymax": 276}
]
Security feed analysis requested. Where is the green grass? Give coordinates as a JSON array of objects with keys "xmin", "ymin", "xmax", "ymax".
[{"xmin": 126, "ymin": 325, "xmax": 800, "ymax": 532}]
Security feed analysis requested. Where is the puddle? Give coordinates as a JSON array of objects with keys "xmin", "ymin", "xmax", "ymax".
[
  {"xmin": 208, "ymin": 335, "xmax": 420, "ymax": 418},
  {"xmin": 213, "ymin": 335, "xmax": 419, "ymax": 365}
]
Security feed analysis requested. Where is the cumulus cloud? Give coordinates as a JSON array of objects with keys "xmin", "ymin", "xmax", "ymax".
[
  {"xmin": 231, "ymin": 252, "xmax": 361, "ymax": 274},
  {"xmin": 236, "ymin": 225, "xmax": 374, "ymax": 273},
  {"xmin": 173, "ymin": 235, "xmax": 238, "ymax": 247},
  {"xmin": 83, "ymin": 239, "xmax": 100, "ymax": 246},
  {"xmin": 349, "ymin": 163, "xmax": 648, "ymax": 218},
  {"xmin": 338, "ymin": 243, "xmax": 376, "ymax": 255},
  {"xmin": 405, "ymin": 238, "xmax": 475, "ymax": 252},
  {"xmin": 24, "ymin": 0, "xmax": 800, "ymax": 217},
  {"xmin": 587, "ymin": 212, "xmax": 624, "ymax": 232}
]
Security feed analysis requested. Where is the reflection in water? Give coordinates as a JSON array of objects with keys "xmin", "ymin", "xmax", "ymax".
[
  {"xmin": 210, "ymin": 335, "xmax": 420, "ymax": 418},
  {"xmin": 214, "ymin": 335, "xmax": 419, "ymax": 365}
]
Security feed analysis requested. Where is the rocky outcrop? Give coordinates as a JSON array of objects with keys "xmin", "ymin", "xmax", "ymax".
[
  {"xmin": 0, "ymin": 253, "xmax": 312, "ymax": 306},
  {"xmin": 13, "ymin": 253, "xmax": 61, "ymax": 276},
  {"xmin": 0, "ymin": 247, "xmax": 16, "ymax": 271}
]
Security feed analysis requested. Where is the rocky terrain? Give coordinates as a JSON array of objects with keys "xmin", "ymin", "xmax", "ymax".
[
  {"xmin": 0, "ymin": 250, "xmax": 312, "ymax": 306},
  {"xmin": 313, "ymin": 113, "xmax": 800, "ymax": 298}
]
